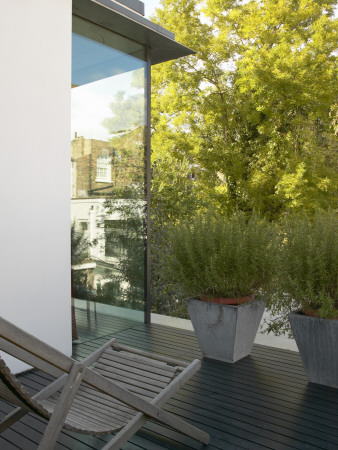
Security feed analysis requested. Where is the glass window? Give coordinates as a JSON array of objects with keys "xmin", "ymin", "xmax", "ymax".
[
  {"xmin": 71, "ymin": 17, "xmax": 147, "ymax": 332},
  {"xmin": 104, "ymin": 220, "xmax": 126, "ymax": 258},
  {"xmin": 96, "ymin": 151, "xmax": 111, "ymax": 182},
  {"xmin": 72, "ymin": 16, "xmax": 145, "ymax": 87}
]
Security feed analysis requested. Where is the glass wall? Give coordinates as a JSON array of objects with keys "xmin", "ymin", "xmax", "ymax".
[{"xmin": 71, "ymin": 16, "xmax": 147, "ymax": 334}]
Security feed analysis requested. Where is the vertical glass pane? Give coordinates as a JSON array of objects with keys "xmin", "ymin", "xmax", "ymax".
[{"xmin": 71, "ymin": 17, "xmax": 147, "ymax": 337}]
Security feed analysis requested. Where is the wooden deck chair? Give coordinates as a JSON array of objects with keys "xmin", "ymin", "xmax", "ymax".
[{"xmin": 0, "ymin": 317, "xmax": 210, "ymax": 449}]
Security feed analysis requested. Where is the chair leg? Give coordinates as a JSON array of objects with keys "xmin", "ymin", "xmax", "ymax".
[
  {"xmin": 102, "ymin": 412, "xmax": 146, "ymax": 450},
  {"xmin": 38, "ymin": 361, "xmax": 85, "ymax": 450}
]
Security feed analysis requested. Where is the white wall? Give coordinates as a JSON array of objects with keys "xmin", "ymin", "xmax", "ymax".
[{"xmin": 0, "ymin": 0, "xmax": 72, "ymax": 372}]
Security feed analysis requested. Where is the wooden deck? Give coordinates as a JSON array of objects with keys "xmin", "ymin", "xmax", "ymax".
[{"xmin": 1, "ymin": 308, "xmax": 337, "ymax": 449}]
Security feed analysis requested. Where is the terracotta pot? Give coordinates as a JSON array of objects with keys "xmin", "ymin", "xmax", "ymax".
[{"xmin": 199, "ymin": 294, "xmax": 255, "ymax": 306}]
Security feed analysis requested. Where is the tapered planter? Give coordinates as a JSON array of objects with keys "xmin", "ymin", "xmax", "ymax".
[
  {"xmin": 289, "ymin": 311, "xmax": 338, "ymax": 388},
  {"xmin": 186, "ymin": 297, "xmax": 265, "ymax": 363}
]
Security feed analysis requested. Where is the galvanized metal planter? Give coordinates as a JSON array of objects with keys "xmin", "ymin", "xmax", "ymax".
[
  {"xmin": 288, "ymin": 311, "xmax": 338, "ymax": 388},
  {"xmin": 186, "ymin": 297, "xmax": 265, "ymax": 363}
]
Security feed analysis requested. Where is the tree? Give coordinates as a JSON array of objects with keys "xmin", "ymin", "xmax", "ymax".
[
  {"xmin": 150, "ymin": 0, "xmax": 337, "ymax": 315},
  {"xmin": 151, "ymin": 0, "xmax": 338, "ymax": 219}
]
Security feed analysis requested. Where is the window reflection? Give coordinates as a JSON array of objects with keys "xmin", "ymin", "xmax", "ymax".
[
  {"xmin": 71, "ymin": 17, "xmax": 147, "ymax": 334},
  {"xmin": 72, "ymin": 16, "xmax": 145, "ymax": 87}
]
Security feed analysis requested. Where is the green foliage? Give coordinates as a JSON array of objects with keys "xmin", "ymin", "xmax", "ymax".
[
  {"xmin": 151, "ymin": 0, "xmax": 338, "ymax": 220},
  {"xmin": 96, "ymin": 197, "xmax": 146, "ymax": 309},
  {"xmin": 163, "ymin": 211, "xmax": 279, "ymax": 299},
  {"xmin": 150, "ymin": 0, "xmax": 337, "ymax": 317},
  {"xmin": 151, "ymin": 154, "xmax": 202, "ymax": 316},
  {"xmin": 96, "ymin": 277, "xmax": 144, "ymax": 310},
  {"xmin": 71, "ymin": 224, "xmax": 89, "ymax": 265},
  {"xmin": 266, "ymin": 210, "xmax": 338, "ymax": 335},
  {"xmin": 151, "ymin": 154, "xmax": 200, "ymax": 225},
  {"xmin": 71, "ymin": 224, "xmax": 92, "ymax": 299}
]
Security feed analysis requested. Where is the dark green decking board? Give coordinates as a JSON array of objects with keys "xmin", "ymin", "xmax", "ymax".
[{"xmin": 0, "ymin": 309, "xmax": 337, "ymax": 449}]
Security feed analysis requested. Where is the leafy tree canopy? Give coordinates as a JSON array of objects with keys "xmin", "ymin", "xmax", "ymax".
[{"xmin": 151, "ymin": 0, "xmax": 338, "ymax": 220}]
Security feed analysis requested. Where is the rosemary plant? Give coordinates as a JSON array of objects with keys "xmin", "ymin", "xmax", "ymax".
[
  {"xmin": 165, "ymin": 210, "xmax": 278, "ymax": 300},
  {"xmin": 266, "ymin": 210, "xmax": 338, "ymax": 335}
]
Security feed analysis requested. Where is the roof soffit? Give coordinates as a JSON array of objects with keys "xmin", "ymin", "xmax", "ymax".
[{"xmin": 72, "ymin": 0, "xmax": 195, "ymax": 65}]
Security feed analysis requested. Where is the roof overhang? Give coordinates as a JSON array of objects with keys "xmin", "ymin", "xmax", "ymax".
[{"xmin": 72, "ymin": 0, "xmax": 195, "ymax": 65}]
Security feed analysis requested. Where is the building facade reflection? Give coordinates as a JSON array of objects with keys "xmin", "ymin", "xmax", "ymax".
[{"xmin": 71, "ymin": 17, "xmax": 147, "ymax": 326}]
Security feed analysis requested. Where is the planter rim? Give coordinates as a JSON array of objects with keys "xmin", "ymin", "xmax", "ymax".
[
  {"xmin": 199, "ymin": 293, "xmax": 255, "ymax": 305},
  {"xmin": 288, "ymin": 310, "xmax": 338, "ymax": 322},
  {"xmin": 185, "ymin": 296, "xmax": 264, "ymax": 309}
]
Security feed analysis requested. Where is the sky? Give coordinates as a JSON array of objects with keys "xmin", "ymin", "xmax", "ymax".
[
  {"xmin": 71, "ymin": 1, "xmax": 162, "ymax": 141},
  {"xmin": 143, "ymin": 0, "xmax": 161, "ymax": 18},
  {"xmin": 143, "ymin": 0, "xmax": 338, "ymax": 20}
]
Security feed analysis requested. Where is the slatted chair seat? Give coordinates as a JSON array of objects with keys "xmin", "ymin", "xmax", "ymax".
[
  {"xmin": 0, "ymin": 316, "xmax": 210, "ymax": 449},
  {"xmin": 42, "ymin": 386, "xmax": 137, "ymax": 435},
  {"xmin": 0, "ymin": 355, "xmax": 139, "ymax": 435},
  {"xmin": 41, "ymin": 347, "xmax": 180, "ymax": 435}
]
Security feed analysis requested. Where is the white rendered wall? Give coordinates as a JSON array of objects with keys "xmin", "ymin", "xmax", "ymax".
[{"xmin": 0, "ymin": 0, "xmax": 72, "ymax": 372}]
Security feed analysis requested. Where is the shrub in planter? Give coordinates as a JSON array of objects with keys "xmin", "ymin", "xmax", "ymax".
[
  {"xmin": 266, "ymin": 210, "xmax": 338, "ymax": 387},
  {"xmin": 266, "ymin": 210, "xmax": 338, "ymax": 332},
  {"xmin": 165, "ymin": 211, "xmax": 279, "ymax": 362},
  {"xmin": 167, "ymin": 211, "xmax": 278, "ymax": 300}
]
